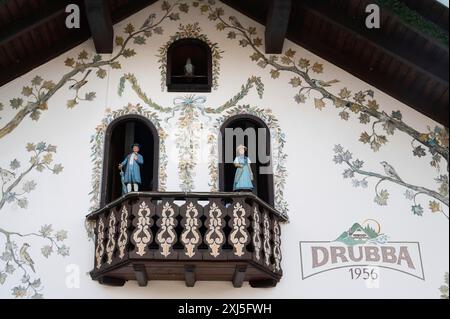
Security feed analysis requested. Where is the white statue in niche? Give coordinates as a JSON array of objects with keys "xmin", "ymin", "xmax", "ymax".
[{"xmin": 184, "ymin": 57, "xmax": 194, "ymax": 76}]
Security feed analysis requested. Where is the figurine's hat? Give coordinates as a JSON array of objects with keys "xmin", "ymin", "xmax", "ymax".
[
  {"xmin": 236, "ymin": 144, "xmax": 247, "ymax": 152},
  {"xmin": 132, "ymin": 143, "xmax": 141, "ymax": 149}
]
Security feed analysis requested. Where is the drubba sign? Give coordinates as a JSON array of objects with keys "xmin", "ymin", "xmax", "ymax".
[{"xmin": 300, "ymin": 220, "xmax": 425, "ymax": 281}]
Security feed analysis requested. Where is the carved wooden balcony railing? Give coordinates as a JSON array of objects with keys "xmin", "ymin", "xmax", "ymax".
[{"xmin": 86, "ymin": 192, "xmax": 288, "ymax": 288}]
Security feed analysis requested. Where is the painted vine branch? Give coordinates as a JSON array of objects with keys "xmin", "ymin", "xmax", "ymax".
[
  {"xmin": 0, "ymin": 226, "xmax": 69, "ymax": 298},
  {"xmin": 345, "ymin": 160, "xmax": 449, "ymax": 206},
  {"xmin": 211, "ymin": 8, "xmax": 449, "ymax": 166},
  {"xmin": 0, "ymin": 1, "xmax": 184, "ymax": 140}
]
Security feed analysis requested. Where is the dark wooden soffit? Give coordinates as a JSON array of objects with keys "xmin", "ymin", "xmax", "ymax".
[
  {"xmin": 0, "ymin": 0, "xmax": 157, "ymax": 87},
  {"xmin": 265, "ymin": 0, "xmax": 292, "ymax": 53},
  {"xmin": 85, "ymin": 0, "xmax": 113, "ymax": 54},
  {"xmin": 221, "ymin": 0, "xmax": 449, "ymax": 127}
]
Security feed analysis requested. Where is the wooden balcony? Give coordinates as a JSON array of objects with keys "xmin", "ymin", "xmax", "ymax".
[{"xmin": 86, "ymin": 192, "xmax": 287, "ymax": 288}]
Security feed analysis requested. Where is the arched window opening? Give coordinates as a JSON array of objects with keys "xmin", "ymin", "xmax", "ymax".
[
  {"xmin": 167, "ymin": 38, "xmax": 212, "ymax": 92},
  {"xmin": 101, "ymin": 115, "xmax": 159, "ymax": 206},
  {"xmin": 219, "ymin": 115, "xmax": 274, "ymax": 206}
]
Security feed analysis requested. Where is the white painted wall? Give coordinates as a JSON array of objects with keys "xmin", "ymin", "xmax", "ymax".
[{"xmin": 0, "ymin": 0, "xmax": 448, "ymax": 299}]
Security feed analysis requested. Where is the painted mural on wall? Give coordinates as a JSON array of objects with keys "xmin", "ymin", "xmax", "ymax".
[
  {"xmin": 193, "ymin": 0, "xmax": 449, "ymax": 220},
  {"xmin": 0, "ymin": 143, "xmax": 69, "ymax": 298},
  {"xmin": 118, "ymin": 72, "xmax": 289, "ymax": 213},
  {"xmin": 0, "ymin": 0, "xmax": 447, "ymax": 298},
  {"xmin": 0, "ymin": 0, "xmax": 187, "ymax": 141},
  {"xmin": 441, "ymin": 272, "xmax": 449, "ymax": 299},
  {"xmin": 157, "ymin": 22, "xmax": 223, "ymax": 91}
]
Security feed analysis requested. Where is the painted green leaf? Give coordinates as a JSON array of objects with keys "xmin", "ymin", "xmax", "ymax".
[
  {"xmin": 22, "ymin": 86, "xmax": 33, "ymax": 97},
  {"xmin": 411, "ymin": 204, "xmax": 424, "ymax": 216},
  {"xmin": 10, "ymin": 98, "xmax": 23, "ymax": 109},
  {"xmin": 96, "ymin": 69, "xmax": 107, "ymax": 79},
  {"xmin": 123, "ymin": 49, "xmax": 136, "ymax": 58},
  {"xmin": 314, "ymin": 98, "xmax": 325, "ymax": 110},
  {"xmin": 289, "ymin": 77, "xmax": 302, "ymax": 88},
  {"xmin": 115, "ymin": 36, "xmax": 124, "ymax": 46},
  {"xmin": 67, "ymin": 99, "xmax": 77, "ymax": 108},
  {"xmin": 92, "ymin": 54, "xmax": 102, "ymax": 63},
  {"xmin": 270, "ymin": 69, "xmax": 280, "ymax": 79},
  {"xmin": 31, "ymin": 76, "xmax": 43, "ymax": 86},
  {"xmin": 312, "ymin": 63, "xmax": 323, "ymax": 73},
  {"xmin": 179, "ymin": 3, "xmax": 189, "ymax": 13},
  {"xmin": 360, "ymin": 132, "xmax": 371, "ymax": 144},
  {"xmin": 374, "ymin": 189, "xmax": 389, "ymax": 206},
  {"xmin": 85, "ymin": 92, "xmax": 96, "ymax": 101},
  {"xmin": 78, "ymin": 50, "xmax": 88, "ymax": 60},
  {"xmin": 42, "ymin": 80, "xmax": 55, "ymax": 90},
  {"xmin": 64, "ymin": 58, "xmax": 75, "ymax": 67},
  {"xmin": 124, "ymin": 23, "xmax": 135, "ymax": 34}
]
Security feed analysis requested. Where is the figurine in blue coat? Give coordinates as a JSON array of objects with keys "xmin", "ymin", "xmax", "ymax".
[
  {"xmin": 118, "ymin": 143, "xmax": 144, "ymax": 193},
  {"xmin": 233, "ymin": 145, "xmax": 254, "ymax": 191}
]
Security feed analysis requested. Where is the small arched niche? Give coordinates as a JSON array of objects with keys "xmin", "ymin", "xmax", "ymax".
[
  {"xmin": 219, "ymin": 114, "xmax": 275, "ymax": 206},
  {"xmin": 167, "ymin": 38, "xmax": 212, "ymax": 92},
  {"xmin": 101, "ymin": 115, "xmax": 159, "ymax": 206}
]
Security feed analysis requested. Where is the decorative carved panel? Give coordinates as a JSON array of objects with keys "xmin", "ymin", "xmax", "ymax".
[
  {"xmin": 155, "ymin": 200, "xmax": 179, "ymax": 259},
  {"xmin": 204, "ymin": 199, "xmax": 227, "ymax": 260},
  {"xmin": 105, "ymin": 210, "xmax": 117, "ymax": 265},
  {"xmin": 263, "ymin": 210, "xmax": 272, "ymax": 268},
  {"xmin": 252, "ymin": 205, "xmax": 263, "ymax": 264},
  {"xmin": 117, "ymin": 203, "xmax": 130, "ymax": 260},
  {"xmin": 273, "ymin": 218, "xmax": 282, "ymax": 274},
  {"xmin": 95, "ymin": 216, "xmax": 106, "ymax": 270},
  {"xmin": 130, "ymin": 199, "xmax": 155, "ymax": 258},
  {"xmin": 227, "ymin": 199, "xmax": 251, "ymax": 260},
  {"xmin": 180, "ymin": 200, "xmax": 203, "ymax": 260}
]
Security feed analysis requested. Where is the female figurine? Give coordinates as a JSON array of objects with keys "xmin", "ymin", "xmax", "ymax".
[
  {"xmin": 233, "ymin": 145, "xmax": 254, "ymax": 191},
  {"xmin": 118, "ymin": 143, "xmax": 144, "ymax": 193},
  {"xmin": 184, "ymin": 57, "xmax": 194, "ymax": 76}
]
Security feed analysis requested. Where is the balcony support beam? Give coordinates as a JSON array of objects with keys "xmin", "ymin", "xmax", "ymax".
[
  {"xmin": 133, "ymin": 264, "xmax": 148, "ymax": 287},
  {"xmin": 98, "ymin": 276, "xmax": 126, "ymax": 287},
  {"xmin": 184, "ymin": 265, "xmax": 197, "ymax": 287},
  {"xmin": 232, "ymin": 265, "xmax": 248, "ymax": 288}
]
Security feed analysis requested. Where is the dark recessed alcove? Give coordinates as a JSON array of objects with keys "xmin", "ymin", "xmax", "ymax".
[
  {"xmin": 167, "ymin": 38, "xmax": 212, "ymax": 92},
  {"xmin": 101, "ymin": 115, "xmax": 159, "ymax": 206},
  {"xmin": 219, "ymin": 115, "xmax": 275, "ymax": 206}
]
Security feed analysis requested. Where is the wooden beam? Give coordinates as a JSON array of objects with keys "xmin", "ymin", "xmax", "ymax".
[
  {"xmin": 98, "ymin": 276, "xmax": 126, "ymax": 286},
  {"xmin": 84, "ymin": 0, "xmax": 113, "ymax": 53},
  {"xmin": 133, "ymin": 264, "xmax": 148, "ymax": 287},
  {"xmin": 0, "ymin": 0, "xmax": 75, "ymax": 46},
  {"xmin": 184, "ymin": 265, "xmax": 196, "ymax": 287},
  {"xmin": 265, "ymin": 0, "xmax": 292, "ymax": 53},
  {"xmin": 232, "ymin": 265, "xmax": 247, "ymax": 288}
]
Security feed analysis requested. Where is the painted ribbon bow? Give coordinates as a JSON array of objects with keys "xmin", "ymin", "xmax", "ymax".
[{"xmin": 165, "ymin": 95, "xmax": 210, "ymax": 123}]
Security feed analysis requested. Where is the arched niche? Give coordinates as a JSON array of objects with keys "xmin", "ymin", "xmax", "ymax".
[
  {"xmin": 166, "ymin": 38, "xmax": 212, "ymax": 92},
  {"xmin": 101, "ymin": 115, "xmax": 159, "ymax": 206},
  {"xmin": 219, "ymin": 114, "xmax": 275, "ymax": 206}
]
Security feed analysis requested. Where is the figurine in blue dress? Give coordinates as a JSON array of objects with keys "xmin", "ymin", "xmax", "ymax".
[
  {"xmin": 118, "ymin": 143, "xmax": 144, "ymax": 193},
  {"xmin": 233, "ymin": 145, "xmax": 254, "ymax": 191}
]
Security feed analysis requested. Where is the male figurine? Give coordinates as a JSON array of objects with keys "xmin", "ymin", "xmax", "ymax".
[
  {"xmin": 184, "ymin": 57, "xmax": 194, "ymax": 76},
  {"xmin": 119, "ymin": 143, "xmax": 144, "ymax": 193},
  {"xmin": 233, "ymin": 145, "xmax": 254, "ymax": 191}
]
